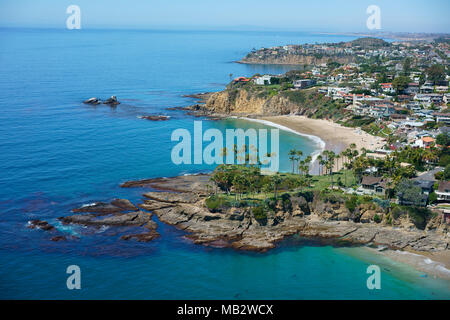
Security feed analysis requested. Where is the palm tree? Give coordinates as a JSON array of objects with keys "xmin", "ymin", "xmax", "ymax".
[
  {"xmin": 301, "ymin": 156, "xmax": 312, "ymax": 176},
  {"xmin": 336, "ymin": 154, "xmax": 341, "ymax": 171},
  {"xmin": 288, "ymin": 149, "xmax": 297, "ymax": 174},
  {"xmin": 296, "ymin": 150, "xmax": 303, "ymax": 174},
  {"xmin": 326, "ymin": 151, "xmax": 336, "ymax": 188},
  {"xmin": 317, "ymin": 155, "xmax": 323, "ymax": 176},
  {"xmin": 271, "ymin": 176, "xmax": 283, "ymax": 200}
]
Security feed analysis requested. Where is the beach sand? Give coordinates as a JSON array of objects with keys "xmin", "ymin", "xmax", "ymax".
[
  {"xmin": 262, "ymin": 115, "xmax": 385, "ymax": 154},
  {"xmin": 372, "ymin": 248, "xmax": 450, "ymax": 280},
  {"xmin": 255, "ymin": 115, "xmax": 385, "ymax": 174}
]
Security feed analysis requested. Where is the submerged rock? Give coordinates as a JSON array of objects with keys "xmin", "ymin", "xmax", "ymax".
[
  {"xmin": 120, "ymin": 221, "xmax": 160, "ymax": 242},
  {"xmin": 28, "ymin": 220, "xmax": 55, "ymax": 231},
  {"xmin": 138, "ymin": 115, "xmax": 171, "ymax": 121},
  {"xmin": 51, "ymin": 235, "xmax": 67, "ymax": 242}
]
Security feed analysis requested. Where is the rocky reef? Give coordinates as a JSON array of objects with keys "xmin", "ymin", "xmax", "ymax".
[{"xmin": 57, "ymin": 199, "xmax": 159, "ymax": 242}]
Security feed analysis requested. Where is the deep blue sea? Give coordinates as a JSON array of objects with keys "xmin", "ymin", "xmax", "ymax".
[{"xmin": 0, "ymin": 28, "xmax": 449, "ymax": 299}]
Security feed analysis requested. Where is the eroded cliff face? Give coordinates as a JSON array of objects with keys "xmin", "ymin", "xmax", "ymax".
[
  {"xmin": 240, "ymin": 54, "xmax": 354, "ymax": 65},
  {"xmin": 205, "ymin": 89, "xmax": 301, "ymax": 116}
]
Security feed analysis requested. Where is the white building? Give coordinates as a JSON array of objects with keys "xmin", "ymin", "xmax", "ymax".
[{"xmin": 254, "ymin": 75, "xmax": 272, "ymax": 85}]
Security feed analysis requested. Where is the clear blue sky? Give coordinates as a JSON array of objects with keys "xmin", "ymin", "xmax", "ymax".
[{"xmin": 0, "ymin": 0, "xmax": 448, "ymax": 32}]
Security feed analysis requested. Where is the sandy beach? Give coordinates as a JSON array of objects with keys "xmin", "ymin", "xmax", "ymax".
[
  {"xmin": 262, "ymin": 115, "xmax": 385, "ymax": 154},
  {"xmin": 371, "ymin": 248, "xmax": 450, "ymax": 280}
]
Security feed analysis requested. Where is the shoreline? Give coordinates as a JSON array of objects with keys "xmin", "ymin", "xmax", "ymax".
[
  {"xmin": 260, "ymin": 115, "xmax": 385, "ymax": 154},
  {"xmin": 365, "ymin": 247, "xmax": 450, "ymax": 281},
  {"xmin": 238, "ymin": 115, "xmax": 384, "ymax": 174},
  {"xmin": 237, "ymin": 116, "xmax": 326, "ymax": 168}
]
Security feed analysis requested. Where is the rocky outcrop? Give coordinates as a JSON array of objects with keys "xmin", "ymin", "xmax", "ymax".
[
  {"xmin": 60, "ymin": 211, "xmax": 152, "ymax": 227},
  {"xmin": 83, "ymin": 96, "xmax": 120, "ymax": 106},
  {"xmin": 103, "ymin": 96, "xmax": 120, "ymax": 105},
  {"xmin": 120, "ymin": 174, "xmax": 211, "ymax": 193},
  {"xmin": 116, "ymin": 175, "xmax": 450, "ymax": 253},
  {"xmin": 110, "ymin": 198, "xmax": 138, "ymax": 211},
  {"xmin": 83, "ymin": 97, "xmax": 101, "ymax": 105},
  {"xmin": 72, "ymin": 200, "xmax": 138, "ymax": 214}
]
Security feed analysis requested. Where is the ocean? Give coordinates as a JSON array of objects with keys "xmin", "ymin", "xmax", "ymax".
[{"xmin": 0, "ymin": 28, "xmax": 449, "ymax": 299}]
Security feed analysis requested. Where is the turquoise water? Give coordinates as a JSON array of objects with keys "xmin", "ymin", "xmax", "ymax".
[{"xmin": 0, "ymin": 28, "xmax": 449, "ymax": 299}]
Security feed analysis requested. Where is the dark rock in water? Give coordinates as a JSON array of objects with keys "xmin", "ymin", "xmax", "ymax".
[
  {"xmin": 120, "ymin": 221, "xmax": 159, "ymax": 242},
  {"xmin": 51, "ymin": 235, "xmax": 67, "ymax": 242},
  {"xmin": 60, "ymin": 211, "xmax": 152, "ymax": 227},
  {"xmin": 111, "ymin": 198, "xmax": 138, "ymax": 211},
  {"xmin": 120, "ymin": 232, "xmax": 159, "ymax": 242},
  {"xmin": 103, "ymin": 95, "xmax": 120, "ymax": 105},
  {"xmin": 165, "ymin": 106, "xmax": 190, "ymax": 111},
  {"xmin": 72, "ymin": 202, "xmax": 123, "ymax": 214},
  {"xmin": 28, "ymin": 220, "xmax": 55, "ymax": 231},
  {"xmin": 138, "ymin": 115, "xmax": 171, "ymax": 121},
  {"xmin": 83, "ymin": 97, "xmax": 101, "ymax": 105}
]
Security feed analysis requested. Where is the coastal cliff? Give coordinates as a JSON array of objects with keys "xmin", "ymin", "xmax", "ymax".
[
  {"xmin": 205, "ymin": 89, "xmax": 299, "ymax": 115},
  {"xmin": 240, "ymin": 54, "xmax": 354, "ymax": 65},
  {"xmin": 204, "ymin": 87, "xmax": 340, "ymax": 118}
]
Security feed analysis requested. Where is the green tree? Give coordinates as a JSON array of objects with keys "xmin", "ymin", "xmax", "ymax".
[
  {"xmin": 436, "ymin": 133, "xmax": 450, "ymax": 147},
  {"xmin": 392, "ymin": 76, "xmax": 410, "ymax": 94},
  {"xmin": 444, "ymin": 164, "xmax": 450, "ymax": 180},
  {"xmin": 396, "ymin": 179, "xmax": 423, "ymax": 206},
  {"xmin": 426, "ymin": 64, "xmax": 446, "ymax": 85}
]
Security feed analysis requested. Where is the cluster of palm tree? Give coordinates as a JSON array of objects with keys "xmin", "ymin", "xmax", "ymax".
[
  {"xmin": 314, "ymin": 144, "xmax": 362, "ymax": 188},
  {"xmin": 210, "ymin": 165, "xmax": 261, "ymax": 201},
  {"xmin": 288, "ymin": 149, "xmax": 312, "ymax": 175}
]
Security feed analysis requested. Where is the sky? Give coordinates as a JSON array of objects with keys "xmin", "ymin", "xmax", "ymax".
[{"xmin": 0, "ymin": 0, "xmax": 449, "ymax": 33}]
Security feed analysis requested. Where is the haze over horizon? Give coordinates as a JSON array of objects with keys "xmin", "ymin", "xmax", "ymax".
[{"xmin": 0, "ymin": 0, "xmax": 449, "ymax": 33}]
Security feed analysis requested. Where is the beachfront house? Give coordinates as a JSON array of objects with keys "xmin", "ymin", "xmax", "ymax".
[
  {"xmin": 436, "ymin": 181, "xmax": 450, "ymax": 202},
  {"xmin": 360, "ymin": 176, "xmax": 389, "ymax": 196}
]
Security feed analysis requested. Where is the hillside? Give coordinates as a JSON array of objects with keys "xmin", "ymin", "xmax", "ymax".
[{"xmin": 239, "ymin": 37, "xmax": 388, "ymax": 65}]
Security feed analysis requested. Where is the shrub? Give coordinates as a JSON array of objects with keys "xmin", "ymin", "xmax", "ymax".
[
  {"xmin": 373, "ymin": 214, "xmax": 381, "ymax": 223},
  {"xmin": 345, "ymin": 195, "xmax": 359, "ymax": 213},
  {"xmin": 205, "ymin": 196, "xmax": 225, "ymax": 212},
  {"xmin": 406, "ymin": 207, "xmax": 433, "ymax": 230},
  {"xmin": 391, "ymin": 206, "xmax": 404, "ymax": 219},
  {"xmin": 429, "ymin": 192, "xmax": 438, "ymax": 204},
  {"xmin": 252, "ymin": 206, "xmax": 267, "ymax": 223},
  {"xmin": 296, "ymin": 191, "xmax": 314, "ymax": 202}
]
